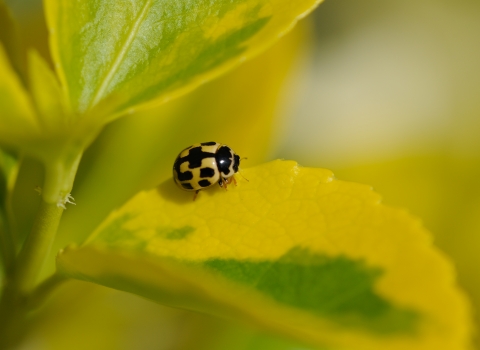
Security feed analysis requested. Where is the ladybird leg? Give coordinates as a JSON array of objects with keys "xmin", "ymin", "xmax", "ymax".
[
  {"xmin": 223, "ymin": 177, "xmax": 230, "ymax": 190},
  {"xmin": 193, "ymin": 190, "xmax": 200, "ymax": 201},
  {"xmin": 225, "ymin": 177, "xmax": 236, "ymax": 186}
]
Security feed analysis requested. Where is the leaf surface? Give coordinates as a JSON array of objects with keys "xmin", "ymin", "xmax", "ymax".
[
  {"xmin": 0, "ymin": 43, "xmax": 38, "ymax": 147},
  {"xmin": 45, "ymin": 0, "xmax": 322, "ymax": 119},
  {"xmin": 27, "ymin": 49, "xmax": 69, "ymax": 133},
  {"xmin": 57, "ymin": 160, "xmax": 471, "ymax": 350},
  {"xmin": 0, "ymin": 0, "xmax": 26, "ymax": 80}
]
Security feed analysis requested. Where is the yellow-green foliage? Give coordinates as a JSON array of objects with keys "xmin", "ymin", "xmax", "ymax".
[{"xmin": 0, "ymin": 0, "xmax": 475, "ymax": 349}]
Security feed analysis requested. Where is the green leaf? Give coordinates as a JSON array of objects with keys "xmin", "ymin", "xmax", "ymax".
[
  {"xmin": 0, "ymin": 0, "xmax": 26, "ymax": 81},
  {"xmin": 45, "ymin": 0, "xmax": 322, "ymax": 119},
  {"xmin": 57, "ymin": 160, "xmax": 471, "ymax": 350}
]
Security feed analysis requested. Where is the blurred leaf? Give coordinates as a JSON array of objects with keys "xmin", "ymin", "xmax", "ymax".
[
  {"xmin": 26, "ymin": 279, "xmax": 312, "ymax": 350},
  {"xmin": 0, "ymin": 43, "xmax": 38, "ymax": 149},
  {"xmin": 27, "ymin": 49, "xmax": 69, "ymax": 133},
  {"xmin": 0, "ymin": 43, "xmax": 90, "ymax": 204},
  {"xmin": 57, "ymin": 160, "xmax": 471, "ymax": 350},
  {"xmin": 0, "ymin": 0, "xmax": 26, "ymax": 81},
  {"xmin": 27, "ymin": 281, "xmax": 154, "ymax": 350},
  {"xmin": 44, "ymin": 0, "xmax": 322, "ymax": 118}
]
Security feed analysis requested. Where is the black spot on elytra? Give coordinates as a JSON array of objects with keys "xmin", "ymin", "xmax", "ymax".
[
  {"xmin": 173, "ymin": 145, "xmax": 216, "ymax": 184},
  {"xmin": 174, "ymin": 145, "xmax": 217, "ymax": 188},
  {"xmin": 201, "ymin": 141, "xmax": 217, "ymax": 146},
  {"xmin": 198, "ymin": 179, "xmax": 212, "ymax": 188},
  {"xmin": 187, "ymin": 147, "xmax": 215, "ymax": 168},
  {"xmin": 200, "ymin": 167, "xmax": 215, "ymax": 178},
  {"xmin": 216, "ymin": 146, "xmax": 233, "ymax": 175},
  {"xmin": 176, "ymin": 170, "xmax": 193, "ymax": 181}
]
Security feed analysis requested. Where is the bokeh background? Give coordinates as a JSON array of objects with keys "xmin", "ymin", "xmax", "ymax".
[
  {"xmin": 5, "ymin": 0, "xmax": 480, "ymax": 348},
  {"xmin": 273, "ymin": 1, "xmax": 480, "ymax": 347},
  {"xmin": 273, "ymin": 0, "xmax": 480, "ymax": 347}
]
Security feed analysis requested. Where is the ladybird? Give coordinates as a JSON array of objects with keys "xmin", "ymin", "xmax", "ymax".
[{"xmin": 173, "ymin": 142, "xmax": 241, "ymax": 200}]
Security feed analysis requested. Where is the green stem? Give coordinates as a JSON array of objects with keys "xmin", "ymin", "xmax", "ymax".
[
  {"xmin": 26, "ymin": 273, "xmax": 68, "ymax": 311},
  {"xmin": 0, "ymin": 212, "xmax": 16, "ymax": 275},
  {"xmin": 0, "ymin": 148, "xmax": 83, "ymax": 348},
  {"xmin": 0, "ymin": 161, "xmax": 74, "ymax": 347},
  {"xmin": 0, "ymin": 154, "xmax": 21, "ymax": 275},
  {"xmin": 14, "ymin": 200, "xmax": 64, "ymax": 294},
  {"xmin": 0, "ymin": 282, "xmax": 25, "ymax": 349},
  {"xmin": 0, "ymin": 275, "xmax": 67, "ymax": 348}
]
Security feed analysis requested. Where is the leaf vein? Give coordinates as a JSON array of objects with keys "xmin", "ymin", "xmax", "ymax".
[{"xmin": 89, "ymin": 0, "xmax": 153, "ymax": 110}]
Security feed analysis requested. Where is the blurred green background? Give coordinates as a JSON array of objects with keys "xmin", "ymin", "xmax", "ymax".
[{"xmin": 4, "ymin": 0, "xmax": 480, "ymax": 348}]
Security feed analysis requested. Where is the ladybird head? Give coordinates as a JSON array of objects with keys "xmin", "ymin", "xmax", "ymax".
[{"xmin": 216, "ymin": 145, "xmax": 240, "ymax": 178}]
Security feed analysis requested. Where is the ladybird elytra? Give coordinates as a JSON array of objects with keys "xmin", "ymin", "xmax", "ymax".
[{"xmin": 173, "ymin": 142, "xmax": 241, "ymax": 199}]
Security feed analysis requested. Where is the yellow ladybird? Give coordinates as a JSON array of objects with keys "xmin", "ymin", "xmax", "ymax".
[{"xmin": 173, "ymin": 142, "xmax": 241, "ymax": 199}]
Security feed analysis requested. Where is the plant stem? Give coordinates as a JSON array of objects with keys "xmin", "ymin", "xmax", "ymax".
[
  {"xmin": 26, "ymin": 273, "xmax": 68, "ymax": 311},
  {"xmin": 0, "ymin": 151, "xmax": 82, "ymax": 348},
  {"xmin": 14, "ymin": 200, "xmax": 64, "ymax": 294},
  {"xmin": 0, "ymin": 282, "xmax": 25, "ymax": 349},
  {"xmin": 0, "ymin": 155, "xmax": 21, "ymax": 275},
  {"xmin": 0, "ymin": 212, "xmax": 16, "ymax": 275},
  {"xmin": 0, "ymin": 199, "xmax": 64, "ymax": 348}
]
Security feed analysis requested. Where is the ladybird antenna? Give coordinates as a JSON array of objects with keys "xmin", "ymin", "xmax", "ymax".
[{"xmin": 238, "ymin": 168, "xmax": 249, "ymax": 182}]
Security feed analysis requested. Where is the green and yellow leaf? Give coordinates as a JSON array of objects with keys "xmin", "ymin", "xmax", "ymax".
[
  {"xmin": 44, "ymin": 0, "xmax": 322, "ymax": 119},
  {"xmin": 57, "ymin": 160, "xmax": 471, "ymax": 350}
]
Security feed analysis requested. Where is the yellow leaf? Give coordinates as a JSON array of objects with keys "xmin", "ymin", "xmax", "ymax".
[
  {"xmin": 335, "ymin": 153, "xmax": 480, "ymax": 348},
  {"xmin": 0, "ymin": 0, "xmax": 26, "ymax": 81},
  {"xmin": 27, "ymin": 49, "xmax": 70, "ymax": 133},
  {"xmin": 0, "ymin": 43, "xmax": 39, "ymax": 148},
  {"xmin": 57, "ymin": 160, "xmax": 472, "ymax": 350}
]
